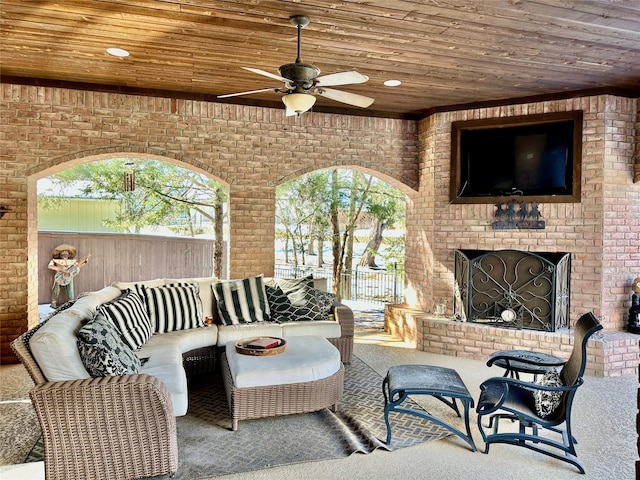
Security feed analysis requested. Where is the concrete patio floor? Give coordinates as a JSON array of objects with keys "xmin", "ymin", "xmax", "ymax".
[
  {"xmin": 214, "ymin": 329, "xmax": 637, "ymax": 480},
  {"xmin": 1, "ymin": 317, "xmax": 636, "ymax": 480}
]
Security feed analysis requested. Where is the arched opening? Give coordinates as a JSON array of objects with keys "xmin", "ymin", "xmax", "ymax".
[
  {"xmin": 274, "ymin": 167, "xmax": 411, "ymax": 313},
  {"xmin": 29, "ymin": 152, "xmax": 230, "ymax": 321}
]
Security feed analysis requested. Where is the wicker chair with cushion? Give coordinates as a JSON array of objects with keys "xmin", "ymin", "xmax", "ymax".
[
  {"xmin": 11, "ymin": 331, "xmax": 178, "ymax": 480},
  {"xmin": 476, "ymin": 312, "xmax": 602, "ymax": 474}
]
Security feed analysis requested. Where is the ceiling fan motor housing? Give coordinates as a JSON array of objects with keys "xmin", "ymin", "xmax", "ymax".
[{"xmin": 278, "ymin": 62, "xmax": 320, "ymax": 90}]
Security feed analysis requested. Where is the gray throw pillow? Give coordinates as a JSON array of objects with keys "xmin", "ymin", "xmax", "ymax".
[
  {"xmin": 77, "ymin": 314, "xmax": 142, "ymax": 377},
  {"xmin": 314, "ymin": 289, "xmax": 336, "ymax": 318}
]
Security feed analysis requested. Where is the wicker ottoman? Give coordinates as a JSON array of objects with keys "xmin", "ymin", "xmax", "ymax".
[{"xmin": 222, "ymin": 335, "xmax": 344, "ymax": 431}]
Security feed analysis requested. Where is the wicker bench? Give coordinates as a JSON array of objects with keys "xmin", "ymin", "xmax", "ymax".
[{"xmin": 222, "ymin": 335, "xmax": 344, "ymax": 431}]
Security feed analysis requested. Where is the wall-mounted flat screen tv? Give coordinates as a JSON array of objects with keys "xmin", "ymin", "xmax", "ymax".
[{"xmin": 450, "ymin": 111, "xmax": 583, "ymax": 204}]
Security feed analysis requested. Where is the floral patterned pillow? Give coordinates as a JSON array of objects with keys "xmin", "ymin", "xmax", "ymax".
[
  {"xmin": 77, "ymin": 314, "xmax": 142, "ymax": 377},
  {"xmin": 533, "ymin": 369, "xmax": 564, "ymax": 418}
]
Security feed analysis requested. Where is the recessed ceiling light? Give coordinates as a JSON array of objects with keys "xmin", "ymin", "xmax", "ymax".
[
  {"xmin": 384, "ymin": 79, "xmax": 402, "ymax": 87},
  {"xmin": 106, "ymin": 47, "xmax": 130, "ymax": 57}
]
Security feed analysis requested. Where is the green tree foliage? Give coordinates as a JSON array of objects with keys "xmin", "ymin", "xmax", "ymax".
[
  {"xmin": 358, "ymin": 181, "xmax": 405, "ymax": 268},
  {"xmin": 45, "ymin": 158, "xmax": 227, "ymax": 275},
  {"xmin": 276, "ymin": 169, "xmax": 405, "ymax": 298},
  {"xmin": 276, "ymin": 171, "xmax": 330, "ymax": 266}
]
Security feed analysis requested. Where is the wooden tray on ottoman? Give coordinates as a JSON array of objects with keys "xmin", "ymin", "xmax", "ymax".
[{"xmin": 235, "ymin": 337, "xmax": 286, "ymax": 356}]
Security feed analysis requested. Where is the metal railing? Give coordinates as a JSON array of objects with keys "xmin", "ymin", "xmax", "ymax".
[{"xmin": 273, "ymin": 263, "xmax": 403, "ymax": 309}]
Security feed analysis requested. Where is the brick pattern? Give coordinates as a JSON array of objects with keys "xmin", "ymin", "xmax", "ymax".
[
  {"xmin": 385, "ymin": 304, "xmax": 639, "ymax": 377},
  {"xmin": 635, "ymin": 98, "xmax": 640, "ymax": 183},
  {"xmin": 0, "ymin": 83, "xmax": 419, "ymax": 362},
  {"xmin": 406, "ymin": 96, "xmax": 640, "ymax": 332}
]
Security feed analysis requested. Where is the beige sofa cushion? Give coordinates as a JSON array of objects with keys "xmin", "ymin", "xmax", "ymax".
[
  {"xmin": 281, "ymin": 320, "xmax": 341, "ymax": 339},
  {"xmin": 216, "ymin": 322, "xmax": 283, "ymax": 347},
  {"xmin": 137, "ymin": 342, "xmax": 188, "ymax": 416},
  {"xmin": 30, "ymin": 286, "xmax": 122, "ymax": 381}
]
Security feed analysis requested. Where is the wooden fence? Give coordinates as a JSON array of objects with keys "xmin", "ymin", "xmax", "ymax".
[{"xmin": 38, "ymin": 232, "xmax": 219, "ymax": 305}]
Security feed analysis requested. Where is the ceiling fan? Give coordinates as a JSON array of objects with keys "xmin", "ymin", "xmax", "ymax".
[{"xmin": 218, "ymin": 15, "xmax": 375, "ymax": 116}]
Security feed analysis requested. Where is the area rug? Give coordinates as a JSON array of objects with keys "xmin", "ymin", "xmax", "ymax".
[
  {"xmin": 0, "ymin": 364, "xmax": 41, "ymax": 465},
  {"xmin": 24, "ymin": 356, "xmax": 450, "ymax": 478}
]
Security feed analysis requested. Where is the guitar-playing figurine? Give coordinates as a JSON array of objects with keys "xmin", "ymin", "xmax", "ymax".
[{"xmin": 48, "ymin": 244, "xmax": 91, "ymax": 308}]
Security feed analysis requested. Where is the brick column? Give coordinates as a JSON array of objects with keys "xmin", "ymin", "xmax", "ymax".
[{"xmin": 227, "ymin": 184, "xmax": 275, "ymax": 279}]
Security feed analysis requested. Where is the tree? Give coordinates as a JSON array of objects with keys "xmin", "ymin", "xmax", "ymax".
[
  {"xmin": 43, "ymin": 158, "xmax": 228, "ymax": 276},
  {"xmin": 276, "ymin": 172, "xmax": 330, "ymax": 266},
  {"xmin": 358, "ymin": 181, "xmax": 405, "ymax": 268},
  {"xmin": 276, "ymin": 169, "xmax": 405, "ymax": 300}
]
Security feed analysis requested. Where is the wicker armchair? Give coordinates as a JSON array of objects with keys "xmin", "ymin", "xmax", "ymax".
[
  {"xmin": 328, "ymin": 303, "xmax": 355, "ymax": 364},
  {"xmin": 11, "ymin": 332, "xmax": 178, "ymax": 480}
]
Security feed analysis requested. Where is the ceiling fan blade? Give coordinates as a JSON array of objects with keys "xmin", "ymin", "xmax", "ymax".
[
  {"xmin": 242, "ymin": 67, "xmax": 288, "ymax": 83},
  {"xmin": 315, "ymin": 71, "xmax": 369, "ymax": 87},
  {"xmin": 217, "ymin": 87, "xmax": 279, "ymax": 99},
  {"xmin": 315, "ymin": 88, "xmax": 374, "ymax": 108}
]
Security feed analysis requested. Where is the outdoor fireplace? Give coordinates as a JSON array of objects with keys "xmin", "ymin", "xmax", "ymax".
[{"xmin": 453, "ymin": 249, "xmax": 570, "ymax": 332}]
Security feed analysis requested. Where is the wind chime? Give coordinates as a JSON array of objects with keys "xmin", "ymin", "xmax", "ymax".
[{"xmin": 123, "ymin": 162, "xmax": 136, "ymax": 192}]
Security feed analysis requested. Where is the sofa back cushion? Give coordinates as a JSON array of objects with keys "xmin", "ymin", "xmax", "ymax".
[
  {"xmin": 213, "ymin": 274, "xmax": 270, "ymax": 325},
  {"xmin": 30, "ymin": 308, "xmax": 93, "ymax": 381},
  {"xmin": 97, "ymin": 290, "xmax": 152, "ymax": 351},
  {"xmin": 144, "ymin": 283, "xmax": 205, "ymax": 333},
  {"xmin": 29, "ymin": 286, "xmax": 122, "ymax": 381}
]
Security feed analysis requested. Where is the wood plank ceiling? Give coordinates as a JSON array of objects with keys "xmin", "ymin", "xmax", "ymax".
[{"xmin": 1, "ymin": 0, "xmax": 639, "ymax": 119}]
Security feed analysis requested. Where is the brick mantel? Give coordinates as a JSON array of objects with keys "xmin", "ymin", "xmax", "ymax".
[{"xmin": 404, "ymin": 96, "xmax": 639, "ymax": 334}]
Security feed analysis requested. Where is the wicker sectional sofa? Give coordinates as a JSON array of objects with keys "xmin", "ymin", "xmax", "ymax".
[{"xmin": 11, "ymin": 274, "xmax": 354, "ymax": 480}]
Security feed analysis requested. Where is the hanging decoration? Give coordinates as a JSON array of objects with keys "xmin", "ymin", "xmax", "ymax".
[{"xmin": 123, "ymin": 161, "xmax": 136, "ymax": 192}]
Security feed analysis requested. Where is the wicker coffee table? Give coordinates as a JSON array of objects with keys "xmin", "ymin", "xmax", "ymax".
[{"xmin": 222, "ymin": 335, "xmax": 344, "ymax": 431}]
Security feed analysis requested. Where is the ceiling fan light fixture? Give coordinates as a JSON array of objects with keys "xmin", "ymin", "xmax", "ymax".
[{"xmin": 282, "ymin": 92, "xmax": 316, "ymax": 115}]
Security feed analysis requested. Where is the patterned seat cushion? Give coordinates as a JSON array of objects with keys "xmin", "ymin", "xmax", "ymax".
[{"xmin": 533, "ymin": 369, "xmax": 564, "ymax": 418}]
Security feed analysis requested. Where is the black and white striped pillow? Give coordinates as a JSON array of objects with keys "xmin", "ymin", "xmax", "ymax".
[
  {"xmin": 212, "ymin": 275, "xmax": 270, "ymax": 325},
  {"xmin": 97, "ymin": 290, "xmax": 152, "ymax": 351},
  {"xmin": 144, "ymin": 284, "xmax": 204, "ymax": 333}
]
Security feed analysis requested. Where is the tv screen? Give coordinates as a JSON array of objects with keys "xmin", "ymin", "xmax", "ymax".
[{"xmin": 450, "ymin": 111, "xmax": 582, "ymax": 204}]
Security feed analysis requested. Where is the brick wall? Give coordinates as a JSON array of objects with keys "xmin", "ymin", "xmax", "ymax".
[
  {"xmin": 635, "ymin": 98, "xmax": 640, "ymax": 183},
  {"xmin": 1, "ymin": 83, "xmax": 638, "ymax": 365},
  {"xmin": 405, "ymin": 96, "xmax": 640, "ymax": 332},
  {"xmin": 0, "ymin": 83, "xmax": 419, "ymax": 362}
]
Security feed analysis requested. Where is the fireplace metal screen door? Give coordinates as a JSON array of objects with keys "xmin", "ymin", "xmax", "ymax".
[{"xmin": 453, "ymin": 249, "xmax": 570, "ymax": 331}]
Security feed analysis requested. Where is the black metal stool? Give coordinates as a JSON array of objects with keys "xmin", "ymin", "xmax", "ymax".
[{"xmin": 382, "ymin": 364, "xmax": 477, "ymax": 451}]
